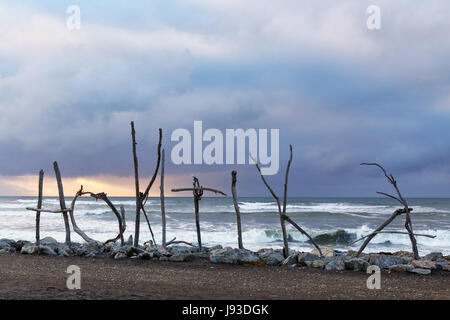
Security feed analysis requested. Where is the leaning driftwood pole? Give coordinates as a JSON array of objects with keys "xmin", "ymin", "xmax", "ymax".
[
  {"xmin": 250, "ymin": 153, "xmax": 289, "ymax": 257},
  {"xmin": 171, "ymin": 177, "xmax": 226, "ymax": 251},
  {"xmin": 131, "ymin": 121, "xmax": 141, "ymax": 247},
  {"xmin": 35, "ymin": 169, "xmax": 44, "ymax": 246},
  {"xmin": 356, "ymin": 163, "xmax": 420, "ymax": 259},
  {"xmin": 53, "ymin": 161, "xmax": 71, "ymax": 245},
  {"xmin": 231, "ymin": 171, "xmax": 243, "ymax": 249},
  {"xmin": 160, "ymin": 149, "xmax": 166, "ymax": 247},
  {"xmin": 251, "ymin": 145, "xmax": 321, "ymax": 258}
]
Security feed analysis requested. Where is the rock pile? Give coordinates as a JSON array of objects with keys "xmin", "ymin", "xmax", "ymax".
[{"xmin": 1, "ymin": 237, "xmax": 448, "ymax": 275}]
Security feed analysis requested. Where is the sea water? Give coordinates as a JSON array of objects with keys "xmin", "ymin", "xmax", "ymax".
[{"xmin": 0, "ymin": 196, "xmax": 448, "ymax": 255}]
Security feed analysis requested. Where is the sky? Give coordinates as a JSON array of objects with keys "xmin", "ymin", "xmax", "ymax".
[{"xmin": 0, "ymin": 1, "xmax": 450, "ymax": 197}]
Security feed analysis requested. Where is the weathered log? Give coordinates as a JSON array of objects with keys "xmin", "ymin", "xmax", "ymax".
[
  {"xmin": 231, "ymin": 171, "xmax": 243, "ymax": 249},
  {"xmin": 131, "ymin": 121, "xmax": 141, "ymax": 247},
  {"xmin": 53, "ymin": 161, "xmax": 71, "ymax": 245},
  {"xmin": 36, "ymin": 170, "xmax": 44, "ymax": 246},
  {"xmin": 160, "ymin": 149, "xmax": 166, "ymax": 247},
  {"xmin": 171, "ymin": 187, "xmax": 226, "ymax": 196}
]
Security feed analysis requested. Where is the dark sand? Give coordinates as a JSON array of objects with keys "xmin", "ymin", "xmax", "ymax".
[{"xmin": 0, "ymin": 253, "xmax": 448, "ymax": 300}]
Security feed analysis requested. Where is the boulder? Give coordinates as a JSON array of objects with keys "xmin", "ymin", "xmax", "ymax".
[
  {"xmin": 167, "ymin": 245, "xmax": 195, "ymax": 255},
  {"xmin": 312, "ymin": 248, "xmax": 335, "ymax": 258},
  {"xmin": 282, "ymin": 254, "xmax": 298, "ymax": 266},
  {"xmin": 410, "ymin": 260, "xmax": 436, "ymax": 270},
  {"xmin": 325, "ymin": 257, "xmax": 346, "ymax": 271},
  {"xmin": 345, "ymin": 258, "xmax": 369, "ymax": 271},
  {"xmin": 393, "ymin": 251, "xmax": 414, "ymax": 259},
  {"xmin": 389, "ymin": 264, "xmax": 414, "ymax": 273},
  {"xmin": 311, "ymin": 260, "xmax": 325, "ymax": 269},
  {"xmin": 423, "ymin": 252, "xmax": 443, "ymax": 261},
  {"xmin": 435, "ymin": 259, "xmax": 449, "ymax": 270},
  {"xmin": 368, "ymin": 254, "xmax": 405, "ymax": 269},
  {"xmin": 20, "ymin": 245, "xmax": 57, "ymax": 256},
  {"xmin": 409, "ymin": 268, "xmax": 431, "ymax": 275},
  {"xmin": 114, "ymin": 252, "xmax": 127, "ymax": 259},
  {"xmin": 138, "ymin": 252, "xmax": 153, "ymax": 260},
  {"xmin": 257, "ymin": 249, "xmax": 285, "ymax": 266},
  {"xmin": 298, "ymin": 253, "xmax": 320, "ymax": 266},
  {"xmin": 40, "ymin": 237, "xmax": 59, "ymax": 246},
  {"xmin": 169, "ymin": 254, "xmax": 195, "ymax": 262},
  {"xmin": 126, "ymin": 246, "xmax": 145, "ymax": 257},
  {"xmin": 126, "ymin": 235, "xmax": 133, "ymax": 246},
  {"xmin": 209, "ymin": 247, "xmax": 259, "ymax": 264}
]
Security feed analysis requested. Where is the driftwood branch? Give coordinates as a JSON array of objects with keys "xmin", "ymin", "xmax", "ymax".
[
  {"xmin": 141, "ymin": 128, "xmax": 163, "ymax": 204},
  {"xmin": 36, "ymin": 170, "xmax": 44, "ymax": 246},
  {"xmin": 358, "ymin": 163, "xmax": 419, "ymax": 259},
  {"xmin": 131, "ymin": 121, "xmax": 141, "ymax": 247},
  {"xmin": 53, "ymin": 161, "xmax": 71, "ymax": 245},
  {"xmin": 104, "ymin": 205, "xmax": 127, "ymax": 245},
  {"xmin": 351, "ymin": 230, "xmax": 436, "ymax": 245},
  {"xmin": 171, "ymin": 177, "xmax": 226, "ymax": 251},
  {"xmin": 231, "ymin": 171, "xmax": 243, "ymax": 249},
  {"xmin": 250, "ymin": 151, "xmax": 288, "ymax": 257},
  {"xmin": 68, "ymin": 186, "xmax": 98, "ymax": 245},
  {"xmin": 27, "ymin": 208, "xmax": 71, "ymax": 213},
  {"xmin": 160, "ymin": 149, "xmax": 166, "ymax": 247},
  {"xmin": 165, "ymin": 237, "xmax": 195, "ymax": 247}
]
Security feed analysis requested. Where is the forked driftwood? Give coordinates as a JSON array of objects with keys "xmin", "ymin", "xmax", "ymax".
[
  {"xmin": 130, "ymin": 122, "xmax": 162, "ymax": 247},
  {"xmin": 355, "ymin": 163, "xmax": 421, "ymax": 259},
  {"xmin": 53, "ymin": 161, "xmax": 71, "ymax": 245},
  {"xmin": 231, "ymin": 171, "xmax": 244, "ymax": 249},
  {"xmin": 251, "ymin": 145, "xmax": 322, "ymax": 258},
  {"xmin": 171, "ymin": 177, "xmax": 226, "ymax": 251}
]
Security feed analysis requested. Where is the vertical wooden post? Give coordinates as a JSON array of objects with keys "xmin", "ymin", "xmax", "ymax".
[
  {"xmin": 194, "ymin": 195, "xmax": 202, "ymax": 251},
  {"xmin": 131, "ymin": 121, "xmax": 141, "ymax": 247},
  {"xmin": 36, "ymin": 169, "xmax": 44, "ymax": 247},
  {"xmin": 231, "ymin": 171, "xmax": 243, "ymax": 249},
  {"xmin": 160, "ymin": 149, "xmax": 166, "ymax": 247},
  {"xmin": 53, "ymin": 161, "xmax": 71, "ymax": 245}
]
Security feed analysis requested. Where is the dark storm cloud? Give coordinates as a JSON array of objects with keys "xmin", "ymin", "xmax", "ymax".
[{"xmin": 0, "ymin": 0, "xmax": 450, "ymax": 196}]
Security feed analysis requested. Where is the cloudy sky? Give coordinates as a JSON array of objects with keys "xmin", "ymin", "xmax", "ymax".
[{"xmin": 0, "ymin": 0, "xmax": 449, "ymax": 197}]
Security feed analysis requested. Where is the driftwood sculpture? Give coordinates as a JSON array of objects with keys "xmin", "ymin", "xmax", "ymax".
[
  {"xmin": 231, "ymin": 171, "xmax": 244, "ymax": 249},
  {"xmin": 130, "ymin": 121, "xmax": 162, "ymax": 247},
  {"xmin": 354, "ymin": 163, "xmax": 436, "ymax": 259},
  {"xmin": 53, "ymin": 161, "xmax": 72, "ymax": 245},
  {"xmin": 251, "ymin": 145, "xmax": 322, "ymax": 258},
  {"xmin": 171, "ymin": 176, "xmax": 226, "ymax": 251},
  {"xmin": 70, "ymin": 186, "xmax": 126, "ymax": 246}
]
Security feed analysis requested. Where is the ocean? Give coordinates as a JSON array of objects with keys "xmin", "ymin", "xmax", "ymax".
[{"xmin": 0, "ymin": 196, "xmax": 449, "ymax": 255}]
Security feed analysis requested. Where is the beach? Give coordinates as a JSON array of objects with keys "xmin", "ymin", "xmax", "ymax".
[{"xmin": 0, "ymin": 253, "xmax": 448, "ymax": 300}]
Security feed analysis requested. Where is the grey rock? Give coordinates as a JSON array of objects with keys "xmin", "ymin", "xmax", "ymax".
[
  {"xmin": 169, "ymin": 254, "xmax": 195, "ymax": 262},
  {"xmin": 325, "ymin": 257, "xmax": 346, "ymax": 271},
  {"xmin": 138, "ymin": 252, "xmax": 153, "ymax": 260},
  {"xmin": 409, "ymin": 268, "xmax": 431, "ymax": 275},
  {"xmin": 368, "ymin": 254, "xmax": 405, "ymax": 269},
  {"xmin": 298, "ymin": 253, "xmax": 320, "ymax": 266},
  {"xmin": 389, "ymin": 264, "xmax": 414, "ymax": 273},
  {"xmin": 257, "ymin": 249, "xmax": 284, "ymax": 266},
  {"xmin": 168, "ymin": 245, "xmax": 195, "ymax": 255},
  {"xmin": 435, "ymin": 259, "xmax": 449, "ymax": 270},
  {"xmin": 126, "ymin": 235, "xmax": 133, "ymax": 246},
  {"xmin": 345, "ymin": 258, "xmax": 370, "ymax": 271},
  {"xmin": 20, "ymin": 245, "xmax": 57, "ymax": 256},
  {"xmin": 114, "ymin": 252, "xmax": 127, "ymax": 259},
  {"xmin": 311, "ymin": 248, "xmax": 335, "ymax": 258},
  {"xmin": 312, "ymin": 260, "xmax": 325, "ymax": 269},
  {"xmin": 40, "ymin": 237, "xmax": 59, "ymax": 246},
  {"xmin": 423, "ymin": 252, "xmax": 443, "ymax": 261},
  {"xmin": 282, "ymin": 254, "xmax": 299, "ymax": 266},
  {"xmin": 209, "ymin": 247, "xmax": 259, "ymax": 264}
]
